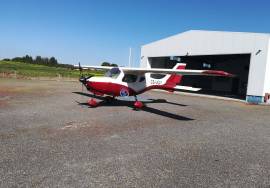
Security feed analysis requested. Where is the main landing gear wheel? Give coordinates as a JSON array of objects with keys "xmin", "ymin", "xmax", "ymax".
[
  {"xmin": 133, "ymin": 95, "xmax": 144, "ymax": 110},
  {"xmin": 88, "ymin": 98, "xmax": 98, "ymax": 107},
  {"xmin": 134, "ymin": 101, "xmax": 143, "ymax": 109}
]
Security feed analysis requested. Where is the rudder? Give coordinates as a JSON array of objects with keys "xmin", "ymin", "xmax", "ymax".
[{"xmin": 165, "ymin": 63, "xmax": 186, "ymax": 85}]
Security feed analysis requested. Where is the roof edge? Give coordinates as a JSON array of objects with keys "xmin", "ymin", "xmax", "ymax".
[{"xmin": 142, "ymin": 30, "xmax": 270, "ymax": 48}]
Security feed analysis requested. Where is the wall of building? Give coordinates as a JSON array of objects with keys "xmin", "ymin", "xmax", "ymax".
[
  {"xmin": 141, "ymin": 30, "xmax": 270, "ymax": 102},
  {"xmin": 247, "ymin": 39, "xmax": 269, "ymax": 98},
  {"xmin": 263, "ymin": 39, "xmax": 270, "ymax": 96}
]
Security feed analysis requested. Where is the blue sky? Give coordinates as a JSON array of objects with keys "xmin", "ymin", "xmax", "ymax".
[{"xmin": 0, "ymin": 0, "xmax": 270, "ymax": 67}]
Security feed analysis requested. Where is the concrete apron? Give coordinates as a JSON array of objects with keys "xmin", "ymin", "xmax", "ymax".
[{"xmin": 152, "ymin": 89, "xmax": 270, "ymax": 105}]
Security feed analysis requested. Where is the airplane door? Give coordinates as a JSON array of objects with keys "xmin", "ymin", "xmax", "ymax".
[{"xmin": 122, "ymin": 74, "xmax": 146, "ymax": 93}]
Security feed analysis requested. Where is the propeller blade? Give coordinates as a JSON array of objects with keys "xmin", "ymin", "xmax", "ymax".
[
  {"xmin": 77, "ymin": 62, "xmax": 94, "ymax": 92},
  {"xmin": 78, "ymin": 62, "xmax": 84, "ymax": 92},
  {"xmin": 78, "ymin": 62, "xmax": 83, "ymax": 76}
]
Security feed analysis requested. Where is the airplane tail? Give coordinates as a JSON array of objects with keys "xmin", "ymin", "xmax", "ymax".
[
  {"xmin": 164, "ymin": 63, "xmax": 201, "ymax": 92},
  {"xmin": 147, "ymin": 63, "xmax": 201, "ymax": 92},
  {"xmin": 165, "ymin": 63, "xmax": 186, "ymax": 85}
]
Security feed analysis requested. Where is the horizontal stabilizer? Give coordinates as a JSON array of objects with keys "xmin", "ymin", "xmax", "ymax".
[{"xmin": 174, "ymin": 85, "xmax": 201, "ymax": 92}]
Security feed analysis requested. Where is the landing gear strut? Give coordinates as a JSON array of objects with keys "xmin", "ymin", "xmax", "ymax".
[
  {"xmin": 105, "ymin": 96, "xmax": 115, "ymax": 103},
  {"xmin": 134, "ymin": 95, "xmax": 143, "ymax": 110}
]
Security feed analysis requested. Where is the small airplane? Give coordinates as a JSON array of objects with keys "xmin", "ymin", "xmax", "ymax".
[{"xmin": 76, "ymin": 63, "xmax": 233, "ymax": 109}]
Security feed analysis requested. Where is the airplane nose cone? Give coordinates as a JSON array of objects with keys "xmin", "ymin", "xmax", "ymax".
[
  {"xmin": 79, "ymin": 77, "xmax": 87, "ymax": 84},
  {"xmin": 79, "ymin": 75, "xmax": 94, "ymax": 85}
]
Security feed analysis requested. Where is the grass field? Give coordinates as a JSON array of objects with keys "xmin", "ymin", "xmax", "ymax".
[{"xmin": 0, "ymin": 61, "xmax": 104, "ymax": 78}]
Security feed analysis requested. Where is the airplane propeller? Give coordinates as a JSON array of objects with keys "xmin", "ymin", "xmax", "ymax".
[
  {"xmin": 78, "ymin": 62, "xmax": 94, "ymax": 92},
  {"xmin": 78, "ymin": 62, "xmax": 84, "ymax": 92}
]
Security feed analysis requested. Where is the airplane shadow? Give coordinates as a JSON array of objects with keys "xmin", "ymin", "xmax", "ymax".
[{"xmin": 73, "ymin": 92, "xmax": 194, "ymax": 121}]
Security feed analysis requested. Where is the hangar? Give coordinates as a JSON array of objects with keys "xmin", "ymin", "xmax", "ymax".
[{"xmin": 141, "ymin": 30, "xmax": 270, "ymax": 104}]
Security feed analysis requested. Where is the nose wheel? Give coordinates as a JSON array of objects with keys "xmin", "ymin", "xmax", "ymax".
[{"xmin": 88, "ymin": 98, "xmax": 98, "ymax": 107}]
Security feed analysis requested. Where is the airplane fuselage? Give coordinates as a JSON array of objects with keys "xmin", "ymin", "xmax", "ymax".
[
  {"xmin": 84, "ymin": 71, "xmax": 175, "ymax": 97},
  {"xmin": 86, "ymin": 77, "xmax": 137, "ymax": 96}
]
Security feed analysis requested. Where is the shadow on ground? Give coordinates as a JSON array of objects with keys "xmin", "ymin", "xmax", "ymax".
[{"xmin": 73, "ymin": 92, "xmax": 193, "ymax": 121}]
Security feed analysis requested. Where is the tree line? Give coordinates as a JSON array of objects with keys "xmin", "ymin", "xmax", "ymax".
[
  {"xmin": 2, "ymin": 55, "xmax": 74, "ymax": 69},
  {"xmin": 2, "ymin": 55, "xmax": 118, "ymax": 68},
  {"xmin": 101, "ymin": 62, "xmax": 118, "ymax": 67}
]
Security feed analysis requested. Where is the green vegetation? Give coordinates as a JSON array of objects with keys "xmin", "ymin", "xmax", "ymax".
[
  {"xmin": 101, "ymin": 62, "xmax": 118, "ymax": 67},
  {"xmin": 0, "ymin": 61, "xmax": 104, "ymax": 78},
  {"xmin": 5, "ymin": 55, "xmax": 74, "ymax": 69},
  {"xmin": 0, "ymin": 55, "xmax": 114, "ymax": 79},
  {"xmin": 4, "ymin": 55, "xmax": 118, "ymax": 69}
]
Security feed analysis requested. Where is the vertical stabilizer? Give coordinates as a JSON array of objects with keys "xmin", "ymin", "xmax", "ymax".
[{"xmin": 165, "ymin": 63, "xmax": 186, "ymax": 85}]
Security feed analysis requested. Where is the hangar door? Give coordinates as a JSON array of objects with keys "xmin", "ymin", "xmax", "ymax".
[{"xmin": 149, "ymin": 54, "xmax": 251, "ymax": 99}]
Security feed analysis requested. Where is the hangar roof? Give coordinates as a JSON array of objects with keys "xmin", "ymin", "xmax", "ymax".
[{"xmin": 142, "ymin": 30, "xmax": 270, "ymax": 57}]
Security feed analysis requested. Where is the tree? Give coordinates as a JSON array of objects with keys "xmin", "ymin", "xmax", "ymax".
[
  {"xmin": 35, "ymin": 56, "xmax": 42, "ymax": 64},
  {"xmin": 24, "ymin": 55, "xmax": 33, "ymax": 64},
  {"xmin": 49, "ymin": 57, "xmax": 58, "ymax": 66},
  {"xmin": 42, "ymin": 57, "xmax": 49, "ymax": 65},
  {"xmin": 12, "ymin": 57, "xmax": 24, "ymax": 62},
  {"xmin": 5, "ymin": 54, "xmax": 74, "ymax": 69},
  {"xmin": 101, "ymin": 62, "xmax": 110, "ymax": 66},
  {"xmin": 101, "ymin": 62, "xmax": 118, "ymax": 67},
  {"xmin": 111, "ymin": 63, "xmax": 118, "ymax": 67}
]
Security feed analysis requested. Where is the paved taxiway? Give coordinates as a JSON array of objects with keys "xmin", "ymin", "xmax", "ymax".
[{"xmin": 1, "ymin": 79, "xmax": 270, "ymax": 187}]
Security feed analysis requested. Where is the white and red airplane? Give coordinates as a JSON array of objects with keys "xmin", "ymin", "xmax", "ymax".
[{"xmin": 76, "ymin": 63, "xmax": 233, "ymax": 109}]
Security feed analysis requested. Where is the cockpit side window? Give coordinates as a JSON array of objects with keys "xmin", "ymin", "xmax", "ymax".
[
  {"xmin": 105, "ymin": 68, "xmax": 120, "ymax": 79},
  {"xmin": 150, "ymin": 74, "xmax": 166, "ymax": 79},
  {"xmin": 122, "ymin": 74, "xmax": 138, "ymax": 83},
  {"xmin": 139, "ymin": 76, "xmax": 145, "ymax": 82}
]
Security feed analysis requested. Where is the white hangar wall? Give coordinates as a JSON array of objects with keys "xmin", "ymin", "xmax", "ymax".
[
  {"xmin": 141, "ymin": 30, "xmax": 270, "ymax": 103},
  {"xmin": 265, "ymin": 39, "xmax": 270, "ymax": 97}
]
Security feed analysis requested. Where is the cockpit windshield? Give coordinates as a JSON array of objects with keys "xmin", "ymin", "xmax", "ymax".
[{"xmin": 104, "ymin": 67, "xmax": 121, "ymax": 79}]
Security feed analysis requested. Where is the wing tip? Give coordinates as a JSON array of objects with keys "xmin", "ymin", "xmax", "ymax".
[{"xmin": 203, "ymin": 70, "xmax": 235, "ymax": 77}]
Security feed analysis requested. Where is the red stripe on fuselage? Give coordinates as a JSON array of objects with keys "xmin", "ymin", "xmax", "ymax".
[
  {"xmin": 87, "ymin": 81, "xmax": 136, "ymax": 96},
  {"xmin": 86, "ymin": 81, "xmax": 175, "ymax": 96}
]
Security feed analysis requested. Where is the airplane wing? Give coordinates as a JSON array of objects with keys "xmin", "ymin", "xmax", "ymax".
[
  {"xmin": 121, "ymin": 67, "xmax": 233, "ymax": 77},
  {"xmin": 74, "ymin": 65, "xmax": 113, "ymax": 70},
  {"xmin": 75, "ymin": 65, "xmax": 233, "ymax": 77}
]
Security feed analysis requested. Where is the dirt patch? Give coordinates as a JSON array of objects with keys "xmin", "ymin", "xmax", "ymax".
[
  {"xmin": 0, "ymin": 132, "xmax": 17, "ymax": 140},
  {"xmin": 0, "ymin": 79, "xmax": 72, "ymax": 108},
  {"xmin": 49, "ymin": 116, "xmax": 161, "ymax": 138},
  {"xmin": 11, "ymin": 118, "xmax": 154, "ymax": 140}
]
